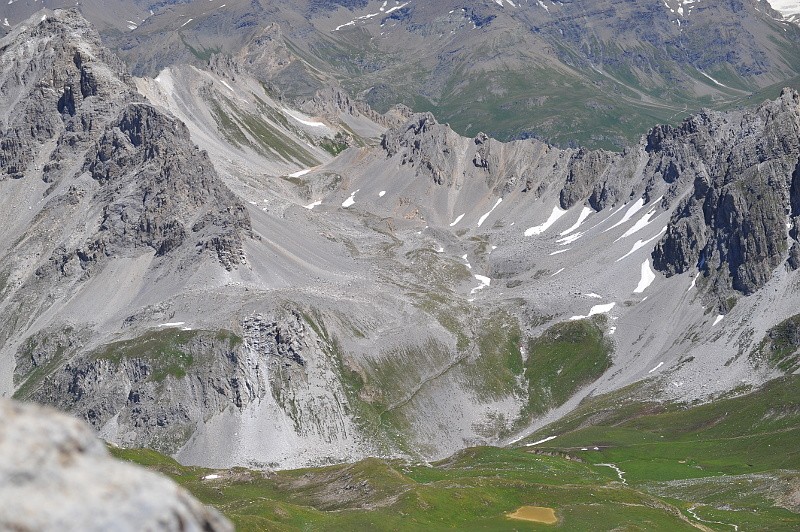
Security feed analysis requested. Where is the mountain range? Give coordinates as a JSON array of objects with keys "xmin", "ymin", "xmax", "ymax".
[
  {"xmin": 2, "ymin": 2, "xmax": 800, "ymax": 529},
  {"xmin": 4, "ymin": 0, "xmax": 800, "ymax": 149}
]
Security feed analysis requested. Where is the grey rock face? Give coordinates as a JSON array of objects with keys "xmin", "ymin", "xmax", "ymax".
[
  {"xmin": 301, "ymin": 85, "xmax": 401, "ymax": 130},
  {"xmin": 382, "ymin": 112, "xmax": 464, "ymax": 186},
  {"xmin": 1, "ymin": 10, "xmax": 250, "ymax": 278},
  {"xmin": 379, "ymin": 90, "xmax": 800, "ymax": 304},
  {"xmin": 559, "ymin": 148, "xmax": 617, "ymax": 210},
  {"xmin": 238, "ymin": 309, "xmax": 357, "ymax": 444},
  {"xmin": 0, "ymin": 398, "xmax": 232, "ymax": 532},
  {"xmin": 652, "ymin": 89, "xmax": 800, "ymax": 298},
  {"xmin": 81, "ymin": 103, "xmax": 251, "ymax": 270},
  {"xmin": 0, "ymin": 9, "xmax": 130, "ymax": 179},
  {"xmin": 236, "ymin": 22, "xmax": 293, "ymax": 79},
  {"xmin": 380, "ymin": 111, "xmax": 647, "ymax": 209},
  {"xmin": 27, "ymin": 329, "xmax": 259, "ymax": 454},
  {"xmin": 381, "ymin": 112, "xmax": 575, "ymax": 196}
]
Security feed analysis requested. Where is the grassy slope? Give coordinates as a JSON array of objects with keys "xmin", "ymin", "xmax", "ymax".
[
  {"xmin": 523, "ymin": 318, "xmax": 613, "ymax": 418},
  {"xmin": 113, "ymin": 376, "xmax": 800, "ymax": 530},
  {"xmin": 518, "ymin": 376, "xmax": 800, "ymax": 530},
  {"xmin": 112, "ymin": 446, "xmax": 700, "ymax": 531}
]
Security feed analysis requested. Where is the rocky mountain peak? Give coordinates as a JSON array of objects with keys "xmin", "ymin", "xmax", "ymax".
[
  {"xmin": 652, "ymin": 88, "xmax": 800, "ymax": 302},
  {"xmin": 0, "ymin": 9, "xmax": 133, "ymax": 179},
  {"xmin": 0, "ymin": 6, "xmax": 252, "ymax": 379},
  {"xmin": 380, "ymin": 112, "xmax": 463, "ymax": 184}
]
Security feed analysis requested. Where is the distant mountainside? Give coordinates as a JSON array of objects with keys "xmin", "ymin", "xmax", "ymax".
[
  {"xmin": 3, "ymin": 1, "xmax": 800, "ymax": 148},
  {"xmin": 771, "ymin": 0, "xmax": 800, "ymax": 21},
  {"xmin": 4, "ymin": 9, "xmax": 800, "ymax": 473}
]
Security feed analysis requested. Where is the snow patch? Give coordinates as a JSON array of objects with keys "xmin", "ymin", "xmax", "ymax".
[
  {"xmin": 570, "ymin": 302, "xmax": 616, "ymax": 321},
  {"xmin": 334, "ymin": 2, "xmax": 410, "ymax": 31},
  {"xmin": 283, "ymin": 109, "xmax": 325, "ymax": 128},
  {"xmin": 477, "ymin": 198, "xmax": 502, "ymax": 227},
  {"xmin": 648, "ymin": 361, "xmax": 664, "ymax": 374},
  {"xmin": 688, "ymin": 272, "xmax": 700, "ymax": 292},
  {"xmin": 288, "ymin": 168, "xmax": 312, "ymax": 178},
  {"xmin": 698, "ymin": 70, "xmax": 728, "ymax": 88},
  {"xmin": 549, "ymin": 249, "xmax": 570, "ymax": 256},
  {"xmin": 379, "ymin": 190, "xmax": 386, "ymax": 197},
  {"xmin": 616, "ymin": 227, "xmax": 667, "ymax": 262},
  {"xmin": 470, "ymin": 275, "xmax": 491, "ymax": 294},
  {"xmin": 560, "ymin": 206, "xmax": 593, "ymax": 235},
  {"xmin": 342, "ymin": 190, "xmax": 359, "ymax": 208},
  {"xmin": 203, "ymin": 474, "xmax": 221, "ymax": 480},
  {"xmin": 525, "ymin": 206, "xmax": 567, "ymax": 236},
  {"xmin": 605, "ymin": 198, "xmax": 645, "ymax": 232},
  {"xmin": 525, "ymin": 435, "xmax": 557, "ymax": 447},
  {"xmin": 305, "ymin": 200, "xmax": 322, "ymax": 210},
  {"xmin": 616, "ymin": 205, "xmax": 660, "ymax": 241},
  {"xmin": 633, "ymin": 259, "xmax": 656, "ymax": 293},
  {"xmin": 158, "ymin": 322, "xmax": 185, "ymax": 328},
  {"xmin": 450, "ymin": 213, "xmax": 465, "ymax": 227},
  {"xmin": 713, "ymin": 315, "xmax": 724, "ymax": 326},
  {"xmin": 557, "ymin": 232, "xmax": 583, "ymax": 245}
]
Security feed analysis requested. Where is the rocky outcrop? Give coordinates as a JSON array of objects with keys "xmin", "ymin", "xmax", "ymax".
[
  {"xmin": 235, "ymin": 22, "xmax": 293, "ymax": 78},
  {"xmin": 301, "ymin": 86, "xmax": 401, "ymax": 129},
  {"xmin": 19, "ymin": 309, "xmax": 360, "ymax": 461},
  {"xmin": 378, "ymin": 90, "xmax": 800, "ymax": 304},
  {"xmin": 234, "ymin": 20, "xmax": 328, "ymax": 99},
  {"xmin": 380, "ymin": 112, "xmax": 643, "ymax": 205},
  {"xmin": 241, "ymin": 310, "xmax": 355, "ymax": 442},
  {"xmin": 652, "ymin": 89, "xmax": 800, "ymax": 299},
  {"xmin": 26, "ymin": 329, "xmax": 260, "ymax": 454},
  {"xmin": 559, "ymin": 147, "xmax": 618, "ymax": 209},
  {"xmin": 382, "ymin": 113, "xmax": 464, "ymax": 185},
  {"xmin": 0, "ymin": 10, "xmax": 131, "ymax": 179},
  {"xmin": 0, "ymin": 398, "xmax": 232, "ymax": 532},
  {"xmin": 80, "ymin": 103, "xmax": 250, "ymax": 269},
  {"xmin": 0, "ymin": 9, "xmax": 250, "ymax": 284}
]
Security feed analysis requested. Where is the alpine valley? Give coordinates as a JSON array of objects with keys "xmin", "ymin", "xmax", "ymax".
[{"xmin": 2, "ymin": 1, "xmax": 800, "ymax": 530}]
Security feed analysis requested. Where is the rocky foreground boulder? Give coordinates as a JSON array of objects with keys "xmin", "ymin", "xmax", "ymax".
[{"xmin": 0, "ymin": 398, "xmax": 232, "ymax": 532}]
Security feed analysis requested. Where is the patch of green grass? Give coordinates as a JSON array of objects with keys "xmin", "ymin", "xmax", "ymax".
[
  {"xmin": 113, "ymin": 444, "xmax": 706, "ymax": 531},
  {"xmin": 523, "ymin": 376, "xmax": 800, "ymax": 480},
  {"xmin": 462, "ymin": 311, "xmax": 524, "ymax": 401},
  {"xmin": 319, "ymin": 132, "xmax": 349, "ymax": 156},
  {"xmin": 13, "ymin": 327, "xmax": 78, "ymax": 400},
  {"xmin": 96, "ymin": 329, "xmax": 202, "ymax": 383},
  {"xmin": 208, "ymin": 100, "xmax": 249, "ymax": 147},
  {"xmin": 111, "ymin": 376, "xmax": 800, "ymax": 531},
  {"xmin": 178, "ymin": 33, "xmax": 220, "ymax": 62},
  {"xmin": 411, "ymin": 291, "xmax": 470, "ymax": 352},
  {"xmin": 206, "ymin": 94, "xmax": 319, "ymax": 166},
  {"xmin": 236, "ymin": 109, "xmax": 318, "ymax": 166},
  {"xmin": 299, "ymin": 310, "xmax": 406, "ymax": 454},
  {"xmin": 215, "ymin": 330, "xmax": 243, "ymax": 348},
  {"xmin": 752, "ymin": 314, "xmax": 800, "ymax": 373},
  {"xmin": 13, "ymin": 344, "xmax": 67, "ymax": 400},
  {"xmin": 523, "ymin": 317, "xmax": 613, "ymax": 417}
]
